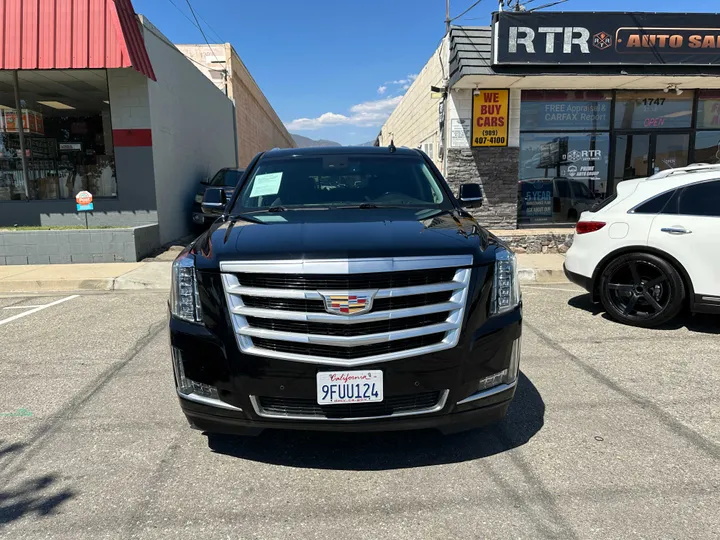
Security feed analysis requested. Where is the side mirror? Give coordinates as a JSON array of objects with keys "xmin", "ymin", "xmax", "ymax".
[
  {"xmin": 458, "ymin": 183, "xmax": 483, "ymax": 208},
  {"xmin": 201, "ymin": 188, "xmax": 227, "ymax": 215}
]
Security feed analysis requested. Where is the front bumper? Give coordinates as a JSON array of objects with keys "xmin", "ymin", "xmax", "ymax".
[
  {"xmin": 564, "ymin": 263, "xmax": 593, "ymax": 293},
  {"xmin": 179, "ymin": 383, "xmax": 514, "ymax": 435},
  {"xmin": 170, "ymin": 308, "xmax": 522, "ymax": 435}
]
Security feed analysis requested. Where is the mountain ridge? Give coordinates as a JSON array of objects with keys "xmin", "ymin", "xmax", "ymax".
[
  {"xmin": 291, "ymin": 134, "xmax": 376, "ymax": 147},
  {"xmin": 291, "ymin": 134, "xmax": 342, "ymax": 148}
]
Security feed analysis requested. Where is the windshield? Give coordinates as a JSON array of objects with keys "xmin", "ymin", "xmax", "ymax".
[
  {"xmin": 231, "ymin": 155, "xmax": 451, "ymax": 211},
  {"xmin": 208, "ymin": 169, "xmax": 243, "ymax": 187}
]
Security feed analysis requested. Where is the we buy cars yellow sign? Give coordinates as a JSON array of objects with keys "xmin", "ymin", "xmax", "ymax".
[{"xmin": 472, "ymin": 90, "xmax": 509, "ymax": 147}]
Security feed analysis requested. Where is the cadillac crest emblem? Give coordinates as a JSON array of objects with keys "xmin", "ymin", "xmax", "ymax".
[{"xmin": 321, "ymin": 291, "xmax": 376, "ymax": 315}]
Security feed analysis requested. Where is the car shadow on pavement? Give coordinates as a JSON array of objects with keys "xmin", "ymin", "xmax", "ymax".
[
  {"xmin": 206, "ymin": 372, "xmax": 545, "ymax": 470},
  {"xmin": 568, "ymin": 293, "xmax": 720, "ymax": 334},
  {"xmin": 0, "ymin": 442, "xmax": 75, "ymax": 527}
]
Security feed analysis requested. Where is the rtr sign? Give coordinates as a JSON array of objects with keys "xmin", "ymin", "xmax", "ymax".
[
  {"xmin": 493, "ymin": 12, "xmax": 720, "ymax": 66},
  {"xmin": 472, "ymin": 90, "xmax": 509, "ymax": 147}
]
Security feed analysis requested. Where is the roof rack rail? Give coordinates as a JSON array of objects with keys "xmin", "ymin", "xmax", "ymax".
[{"xmin": 648, "ymin": 163, "xmax": 720, "ymax": 180}]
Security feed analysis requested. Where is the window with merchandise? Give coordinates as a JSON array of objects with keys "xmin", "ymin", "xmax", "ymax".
[{"xmin": 0, "ymin": 70, "xmax": 116, "ymax": 202}]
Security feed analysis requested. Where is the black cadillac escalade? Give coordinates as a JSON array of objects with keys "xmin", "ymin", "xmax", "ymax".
[{"xmin": 169, "ymin": 146, "xmax": 522, "ymax": 435}]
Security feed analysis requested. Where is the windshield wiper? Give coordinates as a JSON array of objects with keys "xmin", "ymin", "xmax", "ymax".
[
  {"xmin": 226, "ymin": 213, "xmax": 263, "ymax": 224},
  {"xmin": 237, "ymin": 206, "xmax": 288, "ymax": 214},
  {"xmin": 336, "ymin": 203, "xmax": 416, "ymax": 210}
]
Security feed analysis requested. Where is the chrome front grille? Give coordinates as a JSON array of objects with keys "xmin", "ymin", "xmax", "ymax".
[{"xmin": 220, "ymin": 256, "xmax": 473, "ymax": 366}]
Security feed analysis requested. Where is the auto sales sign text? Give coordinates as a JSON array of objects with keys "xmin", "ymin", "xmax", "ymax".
[{"xmin": 493, "ymin": 12, "xmax": 720, "ymax": 66}]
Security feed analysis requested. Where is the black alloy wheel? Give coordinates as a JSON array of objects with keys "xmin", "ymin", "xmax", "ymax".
[{"xmin": 599, "ymin": 252, "xmax": 685, "ymax": 328}]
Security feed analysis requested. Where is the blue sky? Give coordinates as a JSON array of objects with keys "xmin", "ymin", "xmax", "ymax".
[{"xmin": 133, "ymin": 0, "xmax": 718, "ymax": 145}]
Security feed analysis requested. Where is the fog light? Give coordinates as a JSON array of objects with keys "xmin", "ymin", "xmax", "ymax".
[
  {"xmin": 505, "ymin": 338, "xmax": 521, "ymax": 385},
  {"xmin": 172, "ymin": 348, "xmax": 220, "ymax": 399},
  {"xmin": 475, "ymin": 338, "xmax": 521, "ymax": 392},
  {"xmin": 478, "ymin": 369, "xmax": 508, "ymax": 392}
]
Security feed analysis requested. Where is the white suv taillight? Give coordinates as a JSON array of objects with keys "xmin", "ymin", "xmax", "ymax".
[
  {"xmin": 575, "ymin": 221, "xmax": 606, "ymax": 235},
  {"xmin": 491, "ymin": 249, "xmax": 521, "ymax": 315},
  {"xmin": 171, "ymin": 254, "xmax": 203, "ymax": 323}
]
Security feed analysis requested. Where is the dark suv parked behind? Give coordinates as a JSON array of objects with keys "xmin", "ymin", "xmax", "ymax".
[{"xmin": 191, "ymin": 168, "xmax": 244, "ymax": 230}]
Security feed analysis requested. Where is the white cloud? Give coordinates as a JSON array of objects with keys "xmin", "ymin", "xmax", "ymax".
[
  {"xmin": 285, "ymin": 96, "xmax": 403, "ymax": 131},
  {"xmin": 386, "ymin": 74, "xmax": 418, "ymax": 86},
  {"xmin": 349, "ymin": 96, "xmax": 402, "ymax": 114},
  {"xmin": 377, "ymin": 85, "xmax": 387, "ymax": 95}
]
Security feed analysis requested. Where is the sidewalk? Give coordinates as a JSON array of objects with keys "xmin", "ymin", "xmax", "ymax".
[
  {"xmin": 0, "ymin": 262, "xmax": 171, "ymax": 293},
  {"xmin": 516, "ymin": 254, "xmax": 568, "ymax": 283},
  {"xmin": 0, "ymin": 254, "xmax": 567, "ymax": 293}
]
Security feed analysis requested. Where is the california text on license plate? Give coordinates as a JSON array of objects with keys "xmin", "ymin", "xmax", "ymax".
[{"xmin": 316, "ymin": 370, "xmax": 383, "ymax": 405}]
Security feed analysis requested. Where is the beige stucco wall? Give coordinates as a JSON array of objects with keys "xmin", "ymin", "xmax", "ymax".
[
  {"xmin": 378, "ymin": 41, "xmax": 446, "ymax": 166},
  {"xmin": 177, "ymin": 44, "xmax": 295, "ymax": 167}
]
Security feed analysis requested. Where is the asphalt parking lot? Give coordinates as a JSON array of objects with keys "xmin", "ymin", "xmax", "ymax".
[{"xmin": 0, "ymin": 286, "xmax": 718, "ymax": 539}]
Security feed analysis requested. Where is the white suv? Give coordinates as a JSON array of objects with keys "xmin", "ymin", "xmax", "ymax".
[{"xmin": 564, "ymin": 164, "xmax": 720, "ymax": 327}]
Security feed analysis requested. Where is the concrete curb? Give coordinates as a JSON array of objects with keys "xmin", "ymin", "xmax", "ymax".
[
  {"xmin": 0, "ymin": 262, "xmax": 172, "ymax": 293},
  {"xmin": 0, "ymin": 276, "xmax": 167, "ymax": 293},
  {"xmin": 517, "ymin": 267, "xmax": 569, "ymax": 283},
  {"xmin": 0, "ymin": 279, "xmax": 116, "ymax": 293}
]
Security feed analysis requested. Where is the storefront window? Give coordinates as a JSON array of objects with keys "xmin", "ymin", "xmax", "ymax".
[
  {"xmin": 614, "ymin": 91, "xmax": 693, "ymax": 130},
  {"xmin": 695, "ymin": 131, "xmax": 720, "ymax": 164},
  {"xmin": 697, "ymin": 91, "xmax": 720, "ymax": 130},
  {"xmin": 0, "ymin": 70, "xmax": 115, "ymax": 201},
  {"xmin": 520, "ymin": 90, "xmax": 612, "ymax": 131},
  {"xmin": 518, "ymin": 133, "xmax": 610, "ymax": 226}
]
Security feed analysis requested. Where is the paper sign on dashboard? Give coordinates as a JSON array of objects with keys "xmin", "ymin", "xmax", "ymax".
[{"xmin": 249, "ymin": 172, "xmax": 283, "ymax": 198}]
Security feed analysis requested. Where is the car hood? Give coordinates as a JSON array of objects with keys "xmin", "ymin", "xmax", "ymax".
[{"xmin": 192, "ymin": 208, "xmax": 500, "ymax": 270}]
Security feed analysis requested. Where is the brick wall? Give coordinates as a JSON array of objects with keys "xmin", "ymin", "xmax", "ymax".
[
  {"xmin": 107, "ymin": 68, "xmax": 152, "ymax": 130},
  {"xmin": 378, "ymin": 40, "xmax": 445, "ymax": 167},
  {"xmin": 177, "ymin": 44, "xmax": 295, "ymax": 167},
  {"xmin": 446, "ymin": 147, "xmax": 520, "ymax": 229}
]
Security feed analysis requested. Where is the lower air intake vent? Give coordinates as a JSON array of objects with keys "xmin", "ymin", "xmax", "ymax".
[{"xmin": 257, "ymin": 391, "xmax": 443, "ymax": 419}]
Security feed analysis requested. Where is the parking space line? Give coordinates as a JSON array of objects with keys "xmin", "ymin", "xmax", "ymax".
[
  {"xmin": 523, "ymin": 286, "xmax": 584, "ymax": 293},
  {"xmin": 3, "ymin": 305, "xmax": 47, "ymax": 310},
  {"xmin": 0, "ymin": 295, "xmax": 79, "ymax": 326}
]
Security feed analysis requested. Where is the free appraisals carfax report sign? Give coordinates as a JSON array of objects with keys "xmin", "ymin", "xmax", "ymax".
[
  {"xmin": 472, "ymin": 90, "xmax": 509, "ymax": 147},
  {"xmin": 492, "ymin": 12, "xmax": 720, "ymax": 65}
]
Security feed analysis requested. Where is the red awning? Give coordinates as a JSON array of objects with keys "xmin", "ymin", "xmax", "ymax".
[{"xmin": 0, "ymin": 0, "xmax": 156, "ymax": 80}]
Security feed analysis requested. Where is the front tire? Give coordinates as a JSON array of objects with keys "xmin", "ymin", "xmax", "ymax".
[{"xmin": 598, "ymin": 252, "xmax": 685, "ymax": 328}]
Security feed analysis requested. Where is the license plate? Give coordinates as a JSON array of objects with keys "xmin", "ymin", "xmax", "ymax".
[{"xmin": 316, "ymin": 370, "xmax": 383, "ymax": 405}]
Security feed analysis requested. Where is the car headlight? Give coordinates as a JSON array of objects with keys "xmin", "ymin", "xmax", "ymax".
[
  {"xmin": 194, "ymin": 193, "xmax": 204, "ymax": 204},
  {"xmin": 171, "ymin": 255, "xmax": 203, "ymax": 323},
  {"xmin": 491, "ymin": 248, "xmax": 521, "ymax": 315}
]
